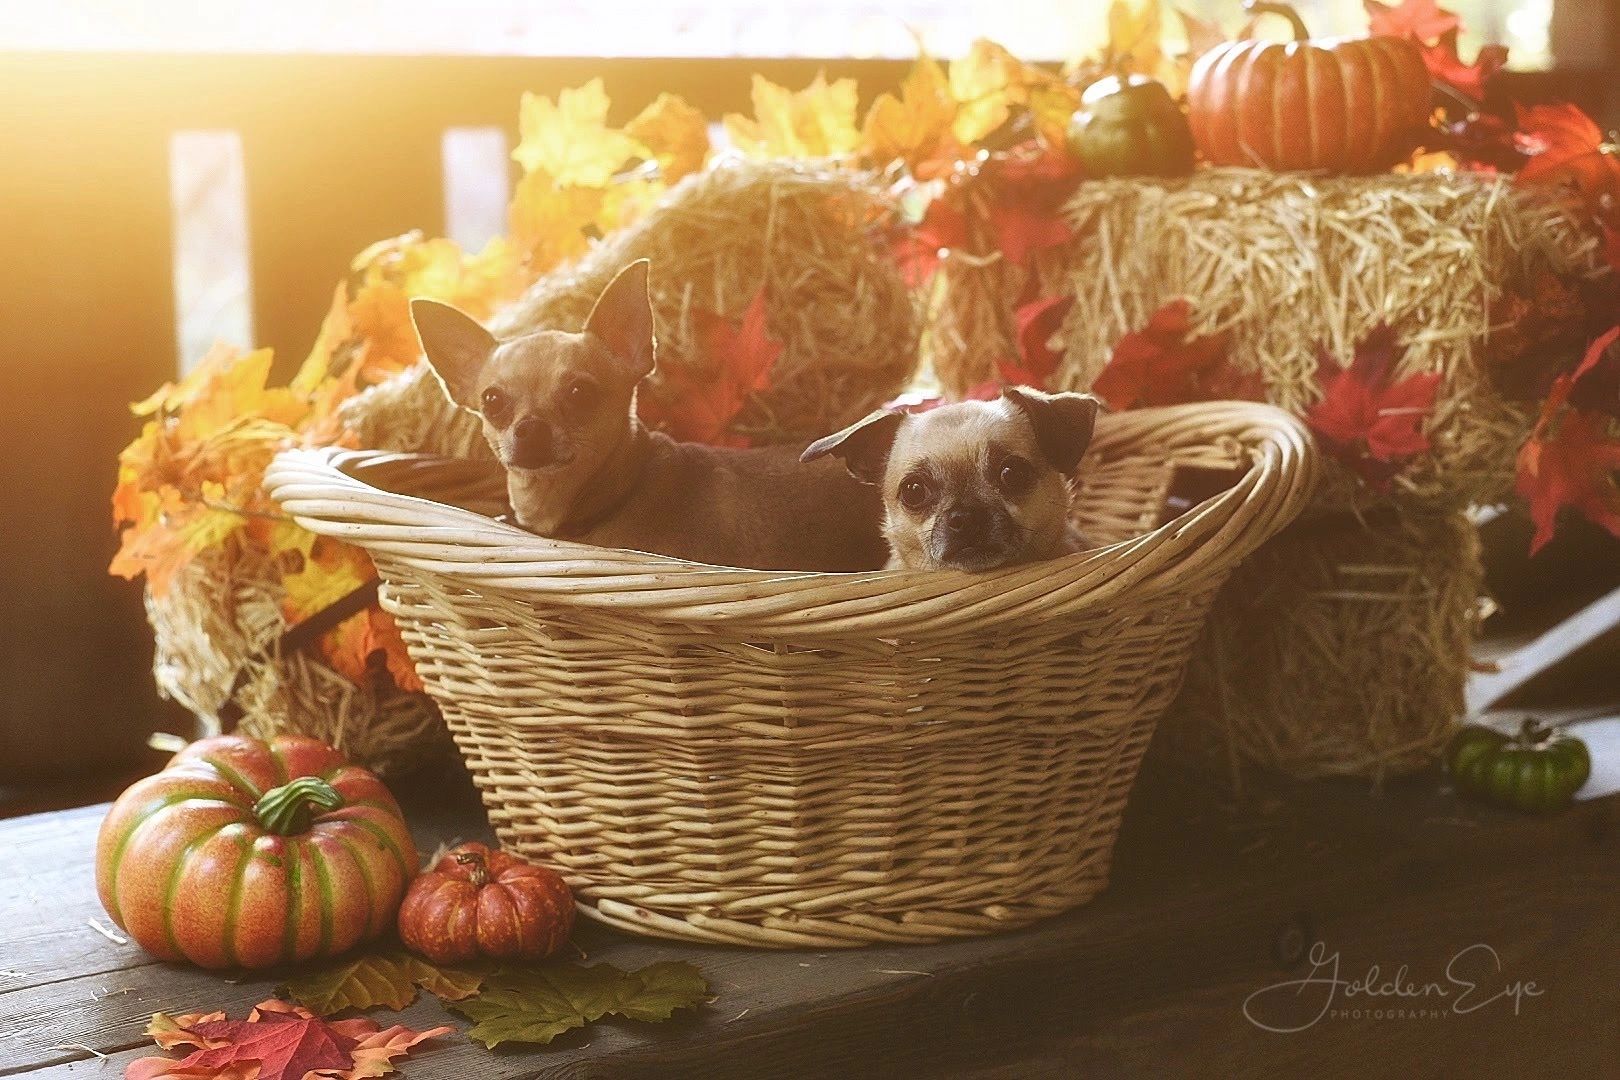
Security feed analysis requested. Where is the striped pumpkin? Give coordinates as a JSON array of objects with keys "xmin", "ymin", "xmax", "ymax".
[
  {"xmin": 1187, "ymin": 2, "xmax": 1432, "ymax": 174},
  {"xmin": 95, "ymin": 734, "xmax": 418, "ymax": 969}
]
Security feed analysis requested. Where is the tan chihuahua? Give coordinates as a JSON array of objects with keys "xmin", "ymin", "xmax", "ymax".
[
  {"xmin": 802, "ymin": 388, "xmax": 1100, "ymax": 571},
  {"xmin": 409, "ymin": 260, "xmax": 887, "ymax": 572}
]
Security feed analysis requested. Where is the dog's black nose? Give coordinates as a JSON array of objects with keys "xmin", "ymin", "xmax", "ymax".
[
  {"xmin": 510, "ymin": 415, "xmax": 554, "ymax": 466},
  {"xmin": 942, "ymin": 503, "xmax": 991, "ymax": 537}
]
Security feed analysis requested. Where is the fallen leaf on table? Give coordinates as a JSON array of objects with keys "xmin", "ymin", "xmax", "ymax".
[
  {"xmin": 126, "ymin": 999, "xmax": 450, "ymax": 1080},
  {"xmin": 449, "ymin": 961, "xmax": 708, "ymax": 1048},
  {"xmin": 1305, "ymin": 323, "xmax": 1441, "ymax": 488},
  {"xmin": 282, "ymin": 949, "xmax": 491, "ymax": 1016}
]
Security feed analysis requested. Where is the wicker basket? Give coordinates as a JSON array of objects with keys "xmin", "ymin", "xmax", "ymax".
[{"xmin": 264, "ymin": 402, "xmax": 1315, "ymax": 947}]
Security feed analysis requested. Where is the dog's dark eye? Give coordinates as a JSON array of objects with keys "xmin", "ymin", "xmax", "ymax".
[
  {"xmin": 480, "ymin": 386, "xmax": 511, "ymax": 422},
  {"xmin": 563, "ymin": 378, "xmax": 600, "ymax": 414},
  {"xmin": 997, "ymin": 456, "xmax": 1035, "ymax": 496},
  {"xmin": 898, "ymin": 477, "xmax": 933, "ymax": 512}
]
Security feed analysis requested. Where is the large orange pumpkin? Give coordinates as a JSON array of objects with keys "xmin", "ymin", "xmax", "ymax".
[
  {"xmin": 96, "ymin": 734, "xmax": 418, "ymax": 969},
  {"xmin": 1187, "ymin": 1, "xmax": 1432, "ymax": 174}
]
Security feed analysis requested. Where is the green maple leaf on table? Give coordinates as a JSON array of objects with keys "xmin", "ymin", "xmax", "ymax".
[{"xmin": 449, "ymin": 961, "xmax": 709, "ymax": 1048}]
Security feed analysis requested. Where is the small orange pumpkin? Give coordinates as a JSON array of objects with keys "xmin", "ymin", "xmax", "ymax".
[
  {"xmin": 398, "ymin": 842, "xmax": 575, "ymax": 964},
  {"xmin": 1187, "ymin": 1, "xmax": 1432, "ymax": 174}
]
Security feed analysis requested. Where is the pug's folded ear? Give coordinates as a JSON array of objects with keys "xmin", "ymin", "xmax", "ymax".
[
  {"xmin": 800, "ymin": 410, "xmax": 906, "ymax": 484},
  {"xmin": 1002, "ymin": 387, "xmax": 1101, "ymax": 475},
  {"xmin": 411, "ymin": 299, "xmax": 497, "ymax": 410}
]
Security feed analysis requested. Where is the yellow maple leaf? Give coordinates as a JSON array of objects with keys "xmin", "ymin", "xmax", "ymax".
[
  {"xmin": 1105, "ymin": 0, "xmax": 1165, "ymax": 80},
  {"xmin": 280, "ymin": 536, "xmax": 373, "ymax": 626},
  {"xmin": 291, "ymin": 283, "xmax": 354, "ymax": 397},
  {"xmin": 507, "ymin": 170, "xmax": 605, "ymax": 273},
  {"xmin": 626, "ymin": 92, "xmax": 711, "ymax": 182},
  {"xmin": 724, "ymin": 73, "xmax": 861, "ymax": 159},
  {"xmin": 949, "ymin": 40, "xmax": 1022, "ymax": 146},
  {"xmin": 110, "ymin": 484, "xmax": 246, "ymax": 596},
  {"xmin": 863, "ymin": 53, "xmax": 959, "ymax": 170},
  {"xmin": 512, "ymin": 79, "xmax": 647, "ymax": 188}
]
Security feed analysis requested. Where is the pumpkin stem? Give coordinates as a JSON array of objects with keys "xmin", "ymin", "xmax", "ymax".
[
  {"xmin": 253, "ymin": 777, "xmax": 345, "ymax": 836},
  {"xmin": 1242, "ymin": 0, "xmax": 1310, "ymax": 41},
  {"xmin": 455, "ymin": 850, "xmax": 492, "ymax": 888},
  {"xmin": 1516, "ymin": 717, "xmax": 1552, "ymax": 746}
]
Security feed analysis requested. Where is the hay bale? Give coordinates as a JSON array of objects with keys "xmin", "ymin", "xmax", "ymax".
[
  {"xmin": 1158, "ymin": 508, "xmax": 1483, "ymax": 784},
  {"xmin": 345, "ymin": 157, "xmax": 919, "ymax": 453},
  {"xmin": 146, "ymin": 541, "xmax": 446, "ymax": 777},
  {"xmin": 1051, "ymin": 169, "xmax": 1603, "ymax": 510}
]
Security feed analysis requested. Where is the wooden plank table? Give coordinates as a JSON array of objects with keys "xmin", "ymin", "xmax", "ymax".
[{"xmin": 2, "ymin": 762, "xmax": 1616, "ymax": 1080}]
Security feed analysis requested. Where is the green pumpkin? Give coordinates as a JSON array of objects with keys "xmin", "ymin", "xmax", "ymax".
[
  {"xmin": 1066, "ymin": 74, "xmax": 1195, "ymax": 179},
  {"xmin": 1448, "ymin": 719, "xmax": 1591, "ymax": 814}
]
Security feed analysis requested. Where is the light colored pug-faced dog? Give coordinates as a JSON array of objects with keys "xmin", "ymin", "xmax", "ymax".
[{"xmin": 802, "ymin": 387, "xmax": 1101, "ymax": 571}]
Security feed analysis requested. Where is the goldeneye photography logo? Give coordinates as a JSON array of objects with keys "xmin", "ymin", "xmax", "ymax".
[{"xmin": 1243, "ymin": 942, "xmax": 1545, "ymax": 1033}]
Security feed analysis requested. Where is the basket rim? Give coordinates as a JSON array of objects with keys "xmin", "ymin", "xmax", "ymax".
[{"xmin": 264, "ymin": 401, "xmax": 1315, "ymax": 636}]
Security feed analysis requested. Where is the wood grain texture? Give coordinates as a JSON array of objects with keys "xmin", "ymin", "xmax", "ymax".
[{"xmin": 2, "ymin": 766, "xmax": 1616, "ymax": 1078}]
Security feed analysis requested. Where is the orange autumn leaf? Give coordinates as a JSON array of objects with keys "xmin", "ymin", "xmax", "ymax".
[
  {"xmin": 626, "ymin": 92, "xmax": 711, "ymax": 182},
  {"xmin": 723, "ymin": 72, "xmax": 861, "ymax": 159},
  {"xmin": 863, "ymin": 53, "xmax": 962, "ymax": 173},
  {"xmin": 347, "ymin": 281, "xmax": 425, "ymax": 384},
  {"xmin": 126, "ymin": 999, "xmax": 450, "ymax": 1080}
]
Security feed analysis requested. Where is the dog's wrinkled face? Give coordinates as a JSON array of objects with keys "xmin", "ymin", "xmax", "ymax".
[
  {"xmin": 410, "ymin": 261, "xmax": 655, "ymax": 522},
  {"xmin": 803, "ymin": 388, "xmax": 1099, "ymax": 572},
  {"xmin": 883, "ymin": 399, "xmax": 1071, "ymax": 570}
]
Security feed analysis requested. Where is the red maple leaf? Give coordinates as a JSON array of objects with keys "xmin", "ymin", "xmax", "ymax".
[
  {"xmin": 1567, "ymin": 323, "xmax": 1620, "ymax": 420},
  {"xmin": 127, "ymin": 999, "xmax": 450, "ymax": 1080},
  {"xmin": 893, "ymin": 190, "xmax": 969, "ymax": 286},
  {"xmin": 1514, "ymin": 103, "xmax": 1620, "ymax": 223},
  {"xmin": 1092, "ymin": 300, "xmax": 1257, "ymax": 410},
  {"xmin": 1422, "ymin": 31, "xmax": 1508, "ymax": 103},
  {"xmin": 1439, "ymin": 110, "xmax": 1525, "ymax": 173},
  {"xmin": 1517, "ymin": 406, "xmax": 1620, "ymax": 555},
  {"xmin": 637, "ymin": 289, "xmax": 782, "ymax": 447},
  {"xmin": 1365, "ymin": 0, "xmax": 1460, "ymax": 42},
  {"xmin": 1000, "ymin": 294, "xmax": 1074, "ymax": 388},
  {"xmin": 980, "ymin": 142, "xmax": 1082, "ymax": 268},
  {"xmin": 1306, "ymin": 324, "xmax": 1442, "ymax": 488}
]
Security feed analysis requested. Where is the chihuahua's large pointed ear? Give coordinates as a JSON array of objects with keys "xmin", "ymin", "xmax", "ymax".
[
  {"xmin": 585, "ymin": 259, "xmax": 656, "ymax": 380},
  {"xmin": 1003, "ymin": 387, "xmax": 1101, "ymax": 475},
  {"xmin": 410, "ymin": 299, "xmax": 496, "ymax": 410},
  {"xmin": 800, "ymin": 409, "xmax": 906, "ymax": 484}
]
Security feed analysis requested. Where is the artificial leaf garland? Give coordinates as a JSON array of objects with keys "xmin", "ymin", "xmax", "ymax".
[{"xmin": 126, "ymin": 999, "xmax": 450, "ymax": 1080}]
